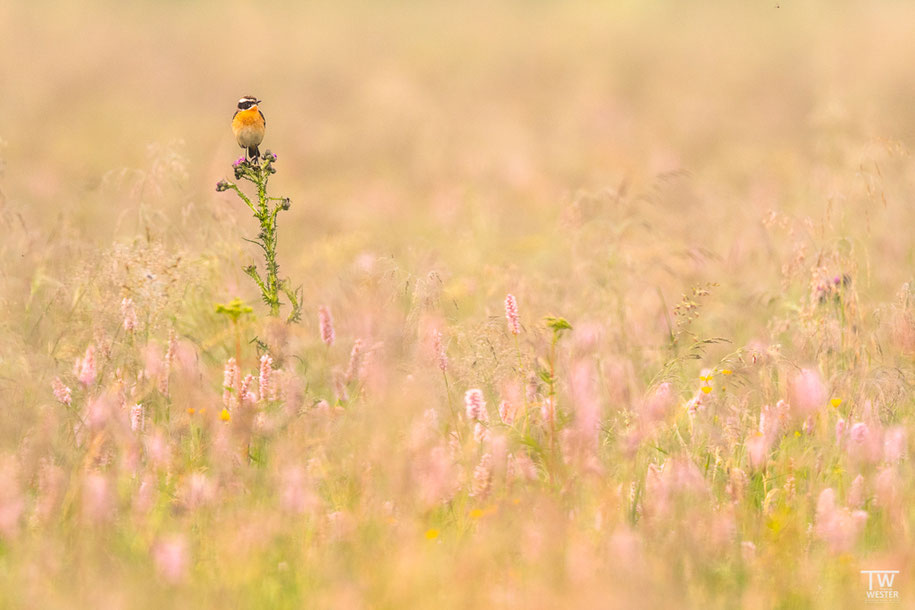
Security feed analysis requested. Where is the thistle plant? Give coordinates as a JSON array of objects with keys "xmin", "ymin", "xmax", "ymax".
[{"xmin": 216, "ymin": 151, "xmax": 302, "ymax": 322}]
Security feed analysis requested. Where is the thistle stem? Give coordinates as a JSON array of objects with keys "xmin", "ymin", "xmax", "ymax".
[{"xmin": 218, "ymin": 153, "xmax": 301, "ymax": 321}]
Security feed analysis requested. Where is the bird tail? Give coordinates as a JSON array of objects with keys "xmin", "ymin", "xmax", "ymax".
[{"xmin": 248, "ymin": 145, "xmax": 260, "ymax": 160}]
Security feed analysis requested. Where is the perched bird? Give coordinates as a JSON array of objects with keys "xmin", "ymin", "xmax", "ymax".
[{"xmin": 232, "ymin": 96, "xmax": 266, "ymax": 160}]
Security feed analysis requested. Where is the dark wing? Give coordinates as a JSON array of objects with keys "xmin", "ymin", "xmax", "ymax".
[{"xmin": 259, "ymin": 110, "xmax": 266, "ymax": 126}]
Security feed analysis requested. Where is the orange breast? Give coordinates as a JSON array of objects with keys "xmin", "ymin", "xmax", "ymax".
[
  {"xmin": 232, "ymin": 106, "xmax": 265, "ymax": 147},
  {"xmin": 232, "ymin": 107, "xmax": 264, "ymax": 129}
]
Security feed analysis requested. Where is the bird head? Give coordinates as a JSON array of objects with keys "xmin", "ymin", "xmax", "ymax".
[{"xmin": 237, "ymin": 96, "xmax": 262, "ymax": 110}]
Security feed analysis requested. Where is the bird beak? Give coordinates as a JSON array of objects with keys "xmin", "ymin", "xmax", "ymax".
[{"xmin": 256, "ymin": 100, "xmax": 262, "ymax": 105}]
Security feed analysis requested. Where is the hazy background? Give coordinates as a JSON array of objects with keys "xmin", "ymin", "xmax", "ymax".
[{"xmin": 5, "ymin": 0, "xmax": 914, "ymax": 337}]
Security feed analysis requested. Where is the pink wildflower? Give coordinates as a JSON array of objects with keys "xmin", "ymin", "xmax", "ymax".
[
  {"xmin": 787, "ymin": 368, "xmax": 827, "ymax": 417},
  {"xmin": 74, "ymin": 345, "xmax": 97, "ymax": 387},
  {"xmin": 318, "ymin": 306, "xmax": 335, "ymax": 346},
  {"xmin": 181, "ymin": 473, "xmax": 214, "ymax": 510},
  {"xmin": 82, "ymin": 472, "xmax": 113, "ymax": 524},
  {"xmin": 432, "ymin": 329, "xmax": 448, "ymax": 372},
  {"xmin": 52, "ymin": 377, "xmax": 72, "ymax": 406},
  {"xmin": 875, "ymin": 467, "xmax": 900, "ymax": 509},
  {"xmin": 345, "ymin": 339, "xmax": 363, "ymax": 383},
  {"xmin": 847, "ymin": 474, "xmax": 865, "ymax": 508},
  {"xmin": 774, "ymin": 399, "xmax": 791, "ymax": 428},
  {"xmin": 222, "ymin": 357, "xmax": 240, "ymax": 408},
  {"xmin": 498, "ymin": 400, "xmax": 515, "ymax": 425},
  {"xmin": 803, "ymin": 415, "xmax": 815, "ymax": 435},
  {"xmin": 642, "ymin": 382, "xmax": 674, "ymax": 424},
  {"xmin": 883, "ymin": 426, "xmax": 907, "ymax": 463},
  {"xmin": 835, "ymin": 417, "xmax": 847, "ymax": 443},
  {"xmin": 685, "ymin": 391, "xmax": 704, "ymax": 417},
  {"xmin": 507, "ymin": 452, "xmax": 538, "ymax": 482},
  {"xmin": 848, "ymin": 421, "xmax": 882, "ymax": 463},
  {"xmin": 153, "ymin": 535, "xmax": 189, "ymax": 584},
  {"xmin": 746, "ymin": 433, "xmax": 770, "ymax": 470},
  {"xmin": 130, "ymin": 403, "xmax": 144, "ymax": 432},
  {"xmin": 470, "ymin": 453, "xmax": 493, "ymax": 498},
  {"xmin": 850, "ymin": 422, "xmax": 869, "ymax": 445},
  {"xmin": 258, "ymin": 353, "xmax": 274, "ymax": 403},
  {"xmin": 473, "ymin": 421, "xmax": 490, "ymax": 443},
  {"xmin": 464, "ymin": 389, "xmax": 487, "ymax": 421},
  {"xmin": 504, "ymin": 294, "xmax": 521, "ymax": 336},
  {"xmin": 240, "ymin": 374, "xmax": 257, "ymax": 405},
  {"xmin": 814, "ymin": 487, "xmax": 867, "ymax": 554}
]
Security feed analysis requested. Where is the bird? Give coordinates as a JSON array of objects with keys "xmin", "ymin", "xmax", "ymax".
[{"xmin": 232, "ymin": 96, "xmax": 266, "ymax": 161}]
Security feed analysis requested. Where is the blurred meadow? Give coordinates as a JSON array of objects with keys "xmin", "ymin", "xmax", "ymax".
[{"xmin": 1, "ymin": 0, "xmax": 915, "ymax": 607}]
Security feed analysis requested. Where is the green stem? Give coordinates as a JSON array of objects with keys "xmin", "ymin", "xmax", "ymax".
[{"xmin": 224, "ymin": 156, "xmax": 300, "ymax": 320}]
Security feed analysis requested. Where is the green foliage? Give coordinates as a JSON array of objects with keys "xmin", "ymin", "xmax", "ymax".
[
  {"xmin": 214, "ymin": 297, "xmax": 253, "ymax": 323},
  {"xmin": 543, "ymin": 315, "xmax": 572, "ymax": 335}
]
